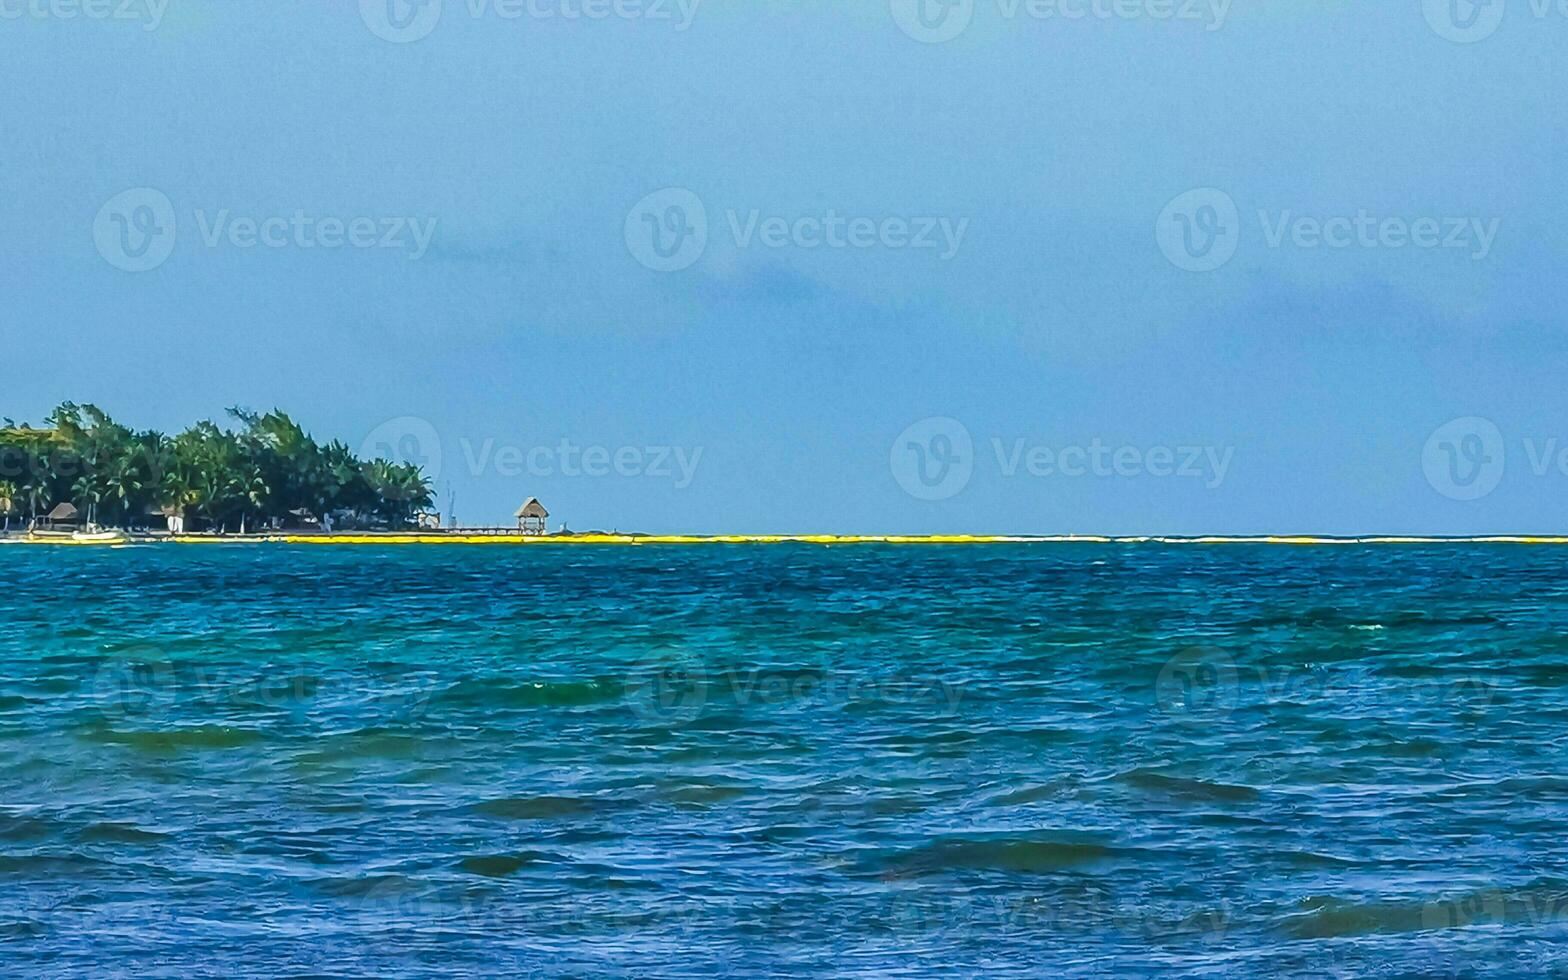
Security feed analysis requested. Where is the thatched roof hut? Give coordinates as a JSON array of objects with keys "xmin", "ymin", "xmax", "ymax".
[
  {"xmin": 34, "ymin": 502, "xmax": 81, "ymax": 531},
  {"xmin": 515, "ymin": 499, "xmax": 548, "ymax": 520},
  {"xmin": 515, "ymin": 498, "xmax": 548, "ymax": 535}
]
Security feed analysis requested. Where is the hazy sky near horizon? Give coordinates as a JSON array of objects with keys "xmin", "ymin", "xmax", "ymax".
[{"xmin": 3, "ymin": 0, "xmax": 1565, "ymax": 533}]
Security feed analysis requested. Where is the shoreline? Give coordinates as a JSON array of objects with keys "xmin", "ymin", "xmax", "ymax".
[{"xmin": 6, "ymin": 532, "xmax": 1568, "ymax": 547}]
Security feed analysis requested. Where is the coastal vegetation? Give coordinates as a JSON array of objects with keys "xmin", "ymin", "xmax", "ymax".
[{"xmin": 0, "ymin": 404, "xmax": 433, "ymax": 533}]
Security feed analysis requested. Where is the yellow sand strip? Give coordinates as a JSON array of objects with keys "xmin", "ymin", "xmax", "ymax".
[
  {"xmin": 9, "ymin": 533, "xmax": 1568, "ymax": 547},
  {"xmin": 268, "ymin": 534, "xmax": 1568, "ymax": 546}
]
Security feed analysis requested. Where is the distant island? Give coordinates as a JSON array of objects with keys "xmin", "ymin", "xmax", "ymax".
[
  {"xmin": 0, "ymin": 403, "xmax": 433, "ymax": 537},
  {"xmin": 8, "ymin": 404, "xmax": 1568, "ymax": 548}
]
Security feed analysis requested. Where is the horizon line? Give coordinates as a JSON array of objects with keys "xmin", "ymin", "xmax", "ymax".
[{"xmin": 12, "ymin": 532, "xmax": 1568, "ymax": 547}]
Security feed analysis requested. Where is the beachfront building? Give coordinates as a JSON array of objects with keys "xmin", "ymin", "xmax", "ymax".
[
  {"xmin": 516, "ymin": 498, "xmax": 549, "ymax": 535},
  {"xmin": 35, "ymin": 503, "xmax": 80, "ymax": 532}
]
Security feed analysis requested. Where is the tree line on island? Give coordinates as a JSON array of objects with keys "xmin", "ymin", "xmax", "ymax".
[{"xmin": 0, "ymin": 404, "xmax": 433, "ymax": 533}]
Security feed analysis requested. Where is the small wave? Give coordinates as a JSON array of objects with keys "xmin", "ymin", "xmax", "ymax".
[
  {"xmin": 1351, "ymin": 738, "xmax": 1444, "ymax": 759},
  {"xmin": 80, "ymin": 725, "xmax": 264, "ymax": 752},
  {"xmin": 77, "ymin": 822, "xmax": 171, "ymax": 845},
  {"xmin": 435, "ymin": 677, "xmax": 618, "ymax": 710},
  {"xmin": 1277, "ymin": 850, "xmax": 1364, "ymax": 869},
  {"xmin": 0, "ymin": 815, "xmax": 54, "ymax": 843},
  {"xmin": 870, "ymin": 729, "xmax": 979, "ymax": 748},
  {"xmin": 457, "ymin": 852, "xmax": 552, "ymax": 878},
  {"xmin": 471, "ymin": 795, "xmax": 606, "ymax": 820},
  {"xmin": 0, "ymin": 919, "xmax": 46, "ymax": 939},
  {"xmin": 660, "ymin": 782, "xmax": 751, "ymax": 807},
  {"xmin": 987, "ymin": 783, "xmax": 1071, "ymax": 806},
  {"xmin": 298, "ymin": 728, "xmax": 442, "ymax": 762},
  {"xmin": 0, "ymin": 853, "xmax": 112, "ymax": 876},
  {"xmin": 876, "ymin": 832, "xmax": 1133, "ymax": 876},
  {"xmin": 1280, "ymin": 895, "xmax": 1434, "ymax": 939},
  {"xmin": 310, "ymin": 873, "xmax": 418, "ymax": 899},
  {"xmin": 1278, "ymin": 882, "xmax": 1568, "ymax": 939},
  {"xmin": 1118, "ymin": 769, "xmax": 1261, "ymax": 803}
]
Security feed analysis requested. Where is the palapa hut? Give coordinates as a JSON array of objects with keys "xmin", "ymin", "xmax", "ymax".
[
  {"xmin": 515, "ymin": 498, "xmax": 549, "ymax": 535},
  {"xmin": 37, "ymin": 502, "xmax": 80, "ymax": 532}
]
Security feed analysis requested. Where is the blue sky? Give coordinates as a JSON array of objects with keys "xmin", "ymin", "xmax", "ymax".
[{"xmin": 3, "ymin": 0, "xmax": 1564, "ymax": 533}]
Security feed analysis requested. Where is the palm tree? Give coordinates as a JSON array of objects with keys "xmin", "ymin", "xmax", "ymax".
[
  {"xmin": 104, "ymin": 453, "xmax": 148, "ymax": 529},
  {"xmin": 71, "ymin": 474, "xmax": 105, "ymax": 529},
  {"xmin": 3, "ymin": 403, "xmax": 435, "ymax": 535},
  {"xmin": 364, "ymin": 460, "xmax": 434, "ymax": 528}
]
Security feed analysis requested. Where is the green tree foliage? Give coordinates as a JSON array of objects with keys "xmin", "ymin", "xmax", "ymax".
[{"xmin": 0, "ymin": 404, "xmax": 434, "ymax": 533}]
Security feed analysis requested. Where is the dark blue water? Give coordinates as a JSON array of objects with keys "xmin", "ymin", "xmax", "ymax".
[{"xmin": 2, "ymin": 544, "xmax": 1567, "ymax": 977}]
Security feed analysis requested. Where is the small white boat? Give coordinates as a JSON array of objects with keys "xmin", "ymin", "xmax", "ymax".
[{"xmin": 71, "ymin": 529, "xmax": 131, "ymax": 544}]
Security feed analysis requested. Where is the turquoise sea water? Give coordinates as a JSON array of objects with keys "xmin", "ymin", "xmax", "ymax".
[{"xmin": 2, "ymin": 544, "xmax": 1567, "ymax": 977}]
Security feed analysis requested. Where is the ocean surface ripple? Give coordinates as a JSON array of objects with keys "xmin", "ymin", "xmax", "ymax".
[{"xmin": 2, "ymin": 544, "xmax": 1566, "ymax": 977}]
